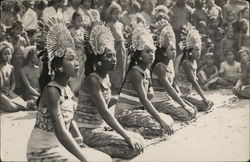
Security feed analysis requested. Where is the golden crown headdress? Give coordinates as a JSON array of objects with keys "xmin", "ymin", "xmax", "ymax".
[
  {"xmin": 37, "ymin": 18, "xmax": 75, "ymax": 74},
  {"xmin": 154, "ymin": 19, "xmax": 176, "ymax": 48},
  {"xmin": 125, "ymin": 23, "xmax": 156, "ymax": 54},
  {"xmin": 84, "ymin": 21, "xmax": 115, "ymax": 56},
  {"xmin": 179, "ymin": 23, "xmax": 202, "ymax": 50}
]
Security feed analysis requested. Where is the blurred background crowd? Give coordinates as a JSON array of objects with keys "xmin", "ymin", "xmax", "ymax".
[{"xmin": 0, "ymin": 0, "xmax": 249, "ymax": 111}]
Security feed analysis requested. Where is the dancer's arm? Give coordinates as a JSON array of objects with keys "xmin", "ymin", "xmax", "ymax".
[
  {"xmin": 85, "ymin": 76, "xmax": 145, "ymax": 152},
  {"xmin": 154, "ymin": 65, "xmax": 186, "ymax": 107},
  {"xmin": 183, "ymin": 61, "xmax": 208, "ymax": 103},
  {"xmin": 130, "ymin": 70, "xmax": 173, "ymax": 135},
  {"xmin": 20, "ymin": 69, "xmax": 40, "ymax": 97},
  {"xmin": 45, "ymin": 87, "xmax": 88, "ymax": 162}
]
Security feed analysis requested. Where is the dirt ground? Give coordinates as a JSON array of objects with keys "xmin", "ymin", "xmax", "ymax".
[{"xmin": 1, "ymin": 89, "xmax": 249, "ymax": 161}]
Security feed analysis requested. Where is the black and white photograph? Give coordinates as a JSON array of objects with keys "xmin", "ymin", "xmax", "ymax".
[{"xmin": 0, "ymin": 0, "xmax": 249, "ymax": 161}]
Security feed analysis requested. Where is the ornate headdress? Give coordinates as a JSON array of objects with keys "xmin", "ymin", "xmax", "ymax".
[
  {"xmin": 37, "ymin": 18, "xmax": 75, "ymax": 74},
  {"xmin": 154, "ymin": 19, "xmax": 175, "ymax": 48},
  {"xmin": 84, "ymin": 21, "xmax": 115, "ymax": 56},
  {"xmin": 125, "ymin": 23, "xmax": 156, "ymax": 54},
  {"xmin": 0, "ymin": 41, "xmax": 14, "ymax": 54},
  {"xmin": 179, "ymin": 23, "xmax": 202, "ymax": 50}
]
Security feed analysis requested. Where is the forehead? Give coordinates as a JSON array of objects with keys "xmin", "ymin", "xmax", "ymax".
[{"xmin": 65, "ymin": 48, "xmax": 76, "ymax": 56}]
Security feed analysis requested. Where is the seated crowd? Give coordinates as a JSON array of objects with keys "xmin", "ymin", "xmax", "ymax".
[{"xmin": 0, "ymin": 0, "xmax": 249, "ymax": 161}]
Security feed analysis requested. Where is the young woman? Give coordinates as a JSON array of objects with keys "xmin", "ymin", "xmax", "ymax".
[
  {"xmin": 69, "ymin": 12, "xmax": 86, "ymax": 94},
  {"xmin": 26, "ymin": 18, "xmax": 112, "ymax": 162},
  {"xmin": 8, "ymin": 20, "xmax": 30, "ymax": 95},
  {"xmin": 233, "ymin": 48, "xmax": 250, "ymax": 99},
  {"xmin": 107, "ymin": 3, "xmax": 127, "ymax": 94},
  {"xmin": 0, "ymin": 41, "xmax": 35, "ymax": 112},
  {"xmin": 75, "ymin": 21, "xmax": 146, "ymax": 159},
  {"xmin": 151, "ymin": 20, "xmax": 197, "ymax": 122},
  {"xmin": 115, "ymin": 24, "xmax": 174, "ymax": 139},
  {"xmin": 20, "ymin": 46, "xmax": 42, "ymax": 101},
  {"xmin": 175, "ymin": 24, "xmax": 213, "ymax": 111}
]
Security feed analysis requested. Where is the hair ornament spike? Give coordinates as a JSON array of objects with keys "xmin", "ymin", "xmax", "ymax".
[
  {"xmin": 179, "ymin": 23, "xmax": 201, "ymax": 50},
  {"xmin": 125, "ymin": 23, "xmax": 155, "ymax": 54},
  {"xmin": 37, "ymin": 17, "xmax": 75, "ymax": 74},
  {"xmin": 154, "ymin": 19, "xmax": 175, "ymax": 48},
  {"xmin": 85, "ymin": 21, "xmax": 115, "ymax": 55}
]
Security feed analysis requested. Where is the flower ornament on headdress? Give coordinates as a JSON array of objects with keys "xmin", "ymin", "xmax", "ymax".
[
  {"xmin": 154, "ymin": 19, "xmax": 175, "ymax": 48},
  {"xmin": 125, "ymin": 23, "xmax": 156, "ymax": 53},
  {"xmin": 0, "ymin": 41, "xmax": 14, "ymax": 54},
  {"xmin": 38, "ymin": 18, "xmax": 75, "ymax": 74},
  {"xmin": 179, "ymin": 23, "xmax": 202, "ymax": 50},
  {"xmin": 85, "ymin": 21, "xmax": 115, "ymax": 55}
]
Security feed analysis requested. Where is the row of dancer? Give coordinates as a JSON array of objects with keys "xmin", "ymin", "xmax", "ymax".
[{"xmin": 25, "ymin": 17, "xmax": 215, "ymax": 161}]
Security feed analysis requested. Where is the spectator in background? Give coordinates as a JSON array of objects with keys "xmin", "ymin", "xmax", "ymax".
[
  {"xmin": 69, "ymin": 12, "xmax": 86, "ymax": 94},
  {"xmin": 237, "ymin": 19, "xmax": 249, "ymax": 51},
  {"xmin": 33, "ymin": 0, "xmax": 48, "ymax": 21},
  {"xmin": 239, "ymin": 6, "xmax": 249, "ymax": 20},
  {"xmin": 1, "ymin": 1, "xmax": 18, "ymax": 27},
  {"xmin": 42, "ymin": 0, "xmax": 64, "ymax": 24},
  {"xmin": 223, "ymin": 10, "xmax": 237, "ymax": 27},
  {"xmin": 0, "ymin": 24, "xmax": 7, "ymax": 43},
  {"xmin": 214, "ymin": 0, "xmax": 228, "ymax": 9},
  {"xmin": 208, "ymin": 15, "xmax": 221, "ymax": 42},
  {"xmin": 210, "ymin": 23, "xmax": 224, "ymax": 67},
  {"xmin": 198, "ymin": 53, "xmax": 219, "ymax": 90},
  {"xmin": 107, "ymin": 2, "xmax": 127, "ymax": 95},
  {"xmin": 191, "ymin": 0, "xmax": 208, "ymax": 28},
  {"xmin": 197, "ymin": 21, "xmax": 214, "ymax": 69},
  {"xmin": 141, "ymin": 0, "xmax": 156, "ymax": 26},
  {"xmin": 126, "ymin": 1, "xmax": 146, "ymax": 26},
  {"xmin": 205, "ymin": 0, "xmax": 223, "ymax": 26},
  {"xmin": 119, "ymin": 0, "xmax": 130, "ymax": 26},
  {"xmin": 217, "ymin": 49, "xmax": 241, "ymax": 88},
  {"xmin": 223, "ymin": 0, "xmax": 248, "ymax": 23},
  {"xmin": 0, "ymin": 41, "xmax": 35, "ymax": 112},
  {"xmin": 219, "ymin": 25, "xmax": 236, "ymax": 62},
  {"xmin": 92, "ymin": 0, "xmax": 104, "ymax": 13},
  {"xmin": 8, "ymin": 21, "xmax": 30, "ymax": 95},
  {"xmin": 81, "ymin": 0, "xmax": 100, "ymax": 28},
  {"xmin": 20, "ymin": 46, "xmax": 42, "ymax": 101},
  {"xmin": 63, "ymin": 0, "xmax": 83, "ymax": 26},
  {"xmin": 22, "ymin": 1, "xmax": 38, "ymax": 45},
  {"xmin": 233, "ymin": 48, "xmax": 250, "ymax": 99},
  {"xmin": 169, "ymin": 0, "xmax": 192, "ymax": 56},
  {"xmin": 101, "ymin": 0, "xmax": 114, "ymax": 22}
]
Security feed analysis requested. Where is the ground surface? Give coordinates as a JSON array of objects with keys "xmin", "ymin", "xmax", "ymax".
[{"xmin": 1, "ymin": 89, "xmax": 249, "ymax": 161}]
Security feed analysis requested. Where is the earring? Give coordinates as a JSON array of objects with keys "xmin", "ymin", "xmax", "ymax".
[
  {"xmin": 58, "ymin": 67, "xmax": 63, "ymax": 72},
  {"xmin": 135, "ymin": 61, "xmax": 138, "ymax": 65},
  {"xmin": 164, "ymin": 53, "xmax": 167, "ymax": 56},
  {"xmin": 139, "ymin": 57, "xmax": 142, "ymax": 61},
  {"xmin": 97, "ymin": 61, "xmax": 102, "ymax": 66}
]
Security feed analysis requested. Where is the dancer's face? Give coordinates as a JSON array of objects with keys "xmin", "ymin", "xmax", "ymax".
[
  {"xmin": 111, "ymin": 9, "xmax": 121, "ymax": 22},
  {"xmin": 0, "ymin": 48, "xmax": 12, "ymax": 62},
  {"xmin": 62, "ymin": 48, "xmax": 79, "ymax": 77},
  {"xmin": 240, "ymin": 51, "xmax": 249, "ymax": 64},
  {"xmin": 167, "ymin": 43, "xmax": 176, "ymax": 60},
  {"xmin": 101, "ymin": 48, "xmax": 117, "ymax": 71},
  {"xmin": 141, "ymin": 45, "xmax": 155, "ymax": 64},
  {"xmin": 192, "ymin": 45, "xmax": 201, "ymax": 60}
]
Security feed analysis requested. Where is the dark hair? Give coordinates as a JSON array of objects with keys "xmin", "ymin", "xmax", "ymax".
[
  {"xmin": 119, "ymin": 50, "xmax": 142, "ymax": 94},
  {"xmin": 195, "ymin": 0, "xmax": 204, "ymax": 9},
  {"xmin": 25, "ymin": 49, "xmax": 36, "ymax": 64},
  {"xmin": 151, "ymin": 47, "xmax": 166, "ymax": 70},
  {"xmin": 179, "ymin": 47, "xmax": 193, "ymax": 68},
  {"xmin": 72, "ymin": 12, "xmax": 82, "ymax": 23},
  {"xmin": 84, "ymin": 51, "xmax": 103, "ymax": 76},
  {"xmin": 38, "ymin": 51, "xmax": 64, "ymax": 91}
]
